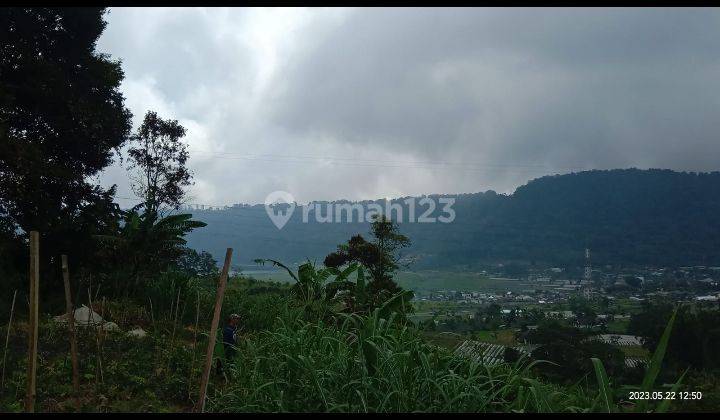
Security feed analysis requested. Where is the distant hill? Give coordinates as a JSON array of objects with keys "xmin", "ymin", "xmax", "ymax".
[{"xmin": 185, "ymin": 169, "xmax": 720, "ymax": 269}]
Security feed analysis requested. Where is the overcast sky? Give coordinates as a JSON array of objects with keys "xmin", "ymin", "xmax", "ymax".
[{"xmin": 96, "ymin": 7, "xmax": 720, "ymax": 206}]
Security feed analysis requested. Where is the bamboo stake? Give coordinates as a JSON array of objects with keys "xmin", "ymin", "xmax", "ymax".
[
  {"xmin": 169, "ymin": 285, "xmax": 175, "ymax": 324},
  {"xmin": 1, "ymin": 290, "xmax": 18, "ymax": 394},
  {"xmin": 100, "ymin": 296, "xmax": 106, "ymax": 382},
  {"xmin": 25, "ymin": 231, "xmax": 39, "ymax": 413},
  {"xmin": 188, "ymin": 289, "xmax": 200, "ymax": 399},
  {"xmin": 61, "ymin": 256, "xmax": 81, "ymax": 411},
  {"xmin": 148, "ymin": 297, "xmax": 155, "ymax": 331},
  {"xmin": 179, "ymin": 299, "xmax": 187, "ymax": 332},
  {"xmin": 171, "ymin": 287, "xmax": 181, "ymax": 345},
  {"xmin": 195, "ymin": 248, "xmax": 232, "ymax": 413},
  {"xmin": 94, "ymin": 284, "xmax": 101, "ymax": 303},
  {"xmin": 87, "ymin": 289, "xmax": 103, "ymax": 386},
  {"xmin": 164, "ymin": 287, "xmax": 183, "ymax": 373}
]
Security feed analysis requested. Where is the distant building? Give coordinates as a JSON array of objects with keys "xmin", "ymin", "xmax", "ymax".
[{"xmin": 591, "ymin": 334, "xmax": 644, "ymax": 346}]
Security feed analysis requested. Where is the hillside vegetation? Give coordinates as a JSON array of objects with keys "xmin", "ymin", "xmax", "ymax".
[
  {"xmin": 187, "ymin": 169, "xmax": 720, "ymax": 268},
  {"xmin": 0, "ymin": 273, "xmax": 685, "ymax": 413}
]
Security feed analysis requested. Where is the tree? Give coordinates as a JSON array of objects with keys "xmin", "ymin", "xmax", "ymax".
[
  {"xmin": 527, "ymin": 320, "xmax": 624, "ymax": 383},
  {"xmin": 568, "ymin": 295, "xmax": 597, "ymax": 327},
  {"xmin": 0, "ymin": 8, "xmax": 132, "ymax": 289},
  {"xmin": 629, "ymin": 300, "xmax": 720, "ymax": 372},
  {"xmin": 522, "ymin": 307, "xmax": 546, "ymax": 325},
  {"xmin": 176, "ymin": 248, "xmax": 218, "ymax": 277},
  {"xmin": 127, "ymin": 111, "xmax": 191, "ymax": 216},
  {"xmin": 599, "ymin": 296, "xmax": 610, "ymax": 313},
  {"xmin": 324, "ymin": 215, "xmax": 410, "ymax": 298},
  {"xmin": 91, "ymin": 111, "xmax": 202, "ymax": 298},
  {"xmin": 504, "ymin": 347, "xmax": 521, "ymax": 364},
  {"xmin": 624, "ymin": 276, "xmax": 642, "ymax": 289},
  {"xmin": 370, "ymin": 215, "xmax": 411, "ymax": 292}
]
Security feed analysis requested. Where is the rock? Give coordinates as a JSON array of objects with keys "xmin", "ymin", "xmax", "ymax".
[
  {"xmin": 127, "ymin": 327, "xmax": 147, "ymax": 338},
  {"xmin": 53, "ymin": 305, "xmax": 104, "ymax": 327}
]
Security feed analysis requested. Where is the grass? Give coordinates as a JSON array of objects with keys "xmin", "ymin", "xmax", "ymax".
[
  {"xmin": 590, "ymin": 307, "xmax": 685, "ymax": 413},
  {"xmin": 0, "ymin": 315, "xmax": 203, "ymax": 412},
  {"xmin": 421, "ymin": 331, "xmax": 465, "ymax": 350},
  {"xmin": 0, "ymin": 275, "xmax": 291, "ymax": 413},
  {"xmin": 0, "ymin": 275, "xmax": 694, "ymax": 413},
  {"xmin": 621, "ymin": 346, "xmax": 650, "ymax": 358},
  {"xmin": 423, "ymin": 330, "xmax": 518, "ymax": 348},
  {"xmin": 473, "ymin": 330, "xmax": 517, "ymax": 346},
  {"xmin": 237, "ymin": 270, "xmax": 295, "ymax": 285},
  {"xmin": 606, "ymin": 318, "xmax": 630, "ymax": 334},
  {"xmin": 209, "ymin": 309, "xmax": 598, "ymax": 413}
]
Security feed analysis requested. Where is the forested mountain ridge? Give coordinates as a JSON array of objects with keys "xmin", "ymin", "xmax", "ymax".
[{"xmin": 185, "ymin": 169, "xmax": 720, "ymax": 269}]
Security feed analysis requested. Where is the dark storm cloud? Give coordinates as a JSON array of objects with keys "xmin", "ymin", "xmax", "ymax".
[
  {"xmin": 99, "ymin": 8, "xmax": 720, "ymax": 204},
  {"xmin": 270, "ymin": 7, "xmax": 720, "ymax": 170}
]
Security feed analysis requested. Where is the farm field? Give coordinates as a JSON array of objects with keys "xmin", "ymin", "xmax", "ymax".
[
  {"xmin": 396, "ymin": 270, "xmax": 490, "ymax": 292},
  {"xmin": 238, "ymin": 269, "xmax": 295, "ymax": 284},
  {"xmin": 395, "ymin": 271, "xmax": 530, "ymax": 293},
  {"xmin": 238, "ymin": 269, "xmax": 532, "ymax": 294}
]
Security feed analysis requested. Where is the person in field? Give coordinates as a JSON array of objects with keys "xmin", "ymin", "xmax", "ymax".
[
  {"xmin": 216, "ymin": 313, "xmax": 241, "ymax": 378},
  {"xmin": 223, "ymin": 313, "xmax": 241, "ymax": 359}
]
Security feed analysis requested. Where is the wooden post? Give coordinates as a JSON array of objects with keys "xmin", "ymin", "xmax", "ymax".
[
  {"xmin": 1, "ymin": 290, "xmax": 18, "ymax": 394},
  {"xmin": 195, "ymin": 248, "xmax": 233, "ymax": 413},
  {"xmin": 25, "ymin": 231, "xmax": 39, "ymax": 412},
  {"xmin": 61, "ymin": 255, "xmax": 81, "ymax": 411}
]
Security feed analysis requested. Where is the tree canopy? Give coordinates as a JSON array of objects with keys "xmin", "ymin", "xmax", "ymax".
[
  {"xmin": 128, "ymin": 111, "xmax": 191, "ymax": 216},
  {"xmin": 0, "ymin": 7, "xmax": 132, "ymax": 287}
]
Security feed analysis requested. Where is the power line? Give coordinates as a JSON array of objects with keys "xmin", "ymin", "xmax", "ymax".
[{"xmin": 187, "ymin": 150, "xmax": 590, "ymax": 173}]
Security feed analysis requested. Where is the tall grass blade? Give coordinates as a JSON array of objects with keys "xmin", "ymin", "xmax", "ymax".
[
  {"xmin": 655, "ymin": 368, "xmax": 688, "ymax": 413},
  {"xmin": 590, "ymin": 357, "xmax": 613, "ymax": 413},
  {"xmin": 637, "ymin": 306, "xmax": 678, "ymax": 412}
]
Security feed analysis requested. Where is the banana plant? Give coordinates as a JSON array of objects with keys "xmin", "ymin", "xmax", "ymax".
[
  {"xmin": 324, "ymin": 264, "xmax": 371, "ymax": 313},
  {"xmin": 95, "ymin": 210, "xmax": 206, "ymax": 296},
  {"xmin": 254, "ymin": 258, "xmax": 414, "ymax": 321},
  {"xmin": 254, "ymin": 259, "xmax": 360, "ymax": 316}
]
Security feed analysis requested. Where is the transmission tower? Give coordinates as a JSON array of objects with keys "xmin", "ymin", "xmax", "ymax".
[{"xmin": 583, "ymin": 248, "xmax": 592, "ymax": 298}]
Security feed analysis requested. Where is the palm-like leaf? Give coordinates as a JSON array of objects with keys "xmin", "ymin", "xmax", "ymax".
[{"xmin": 93, "ymin": 210, "xmax": 206, "ymax": 295}]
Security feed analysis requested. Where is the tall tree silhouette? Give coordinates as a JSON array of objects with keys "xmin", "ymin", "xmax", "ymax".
[
  {"xmin": 324, "ymin": 215, "xmax": 410, "ymax": 297},
  {"xmin": 127, "ymin": 111, "xmax": 192, "ymax": 217},
  {"xmin": 0, "ymin": 8, "xmax": 132, "ymax": 286}
]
